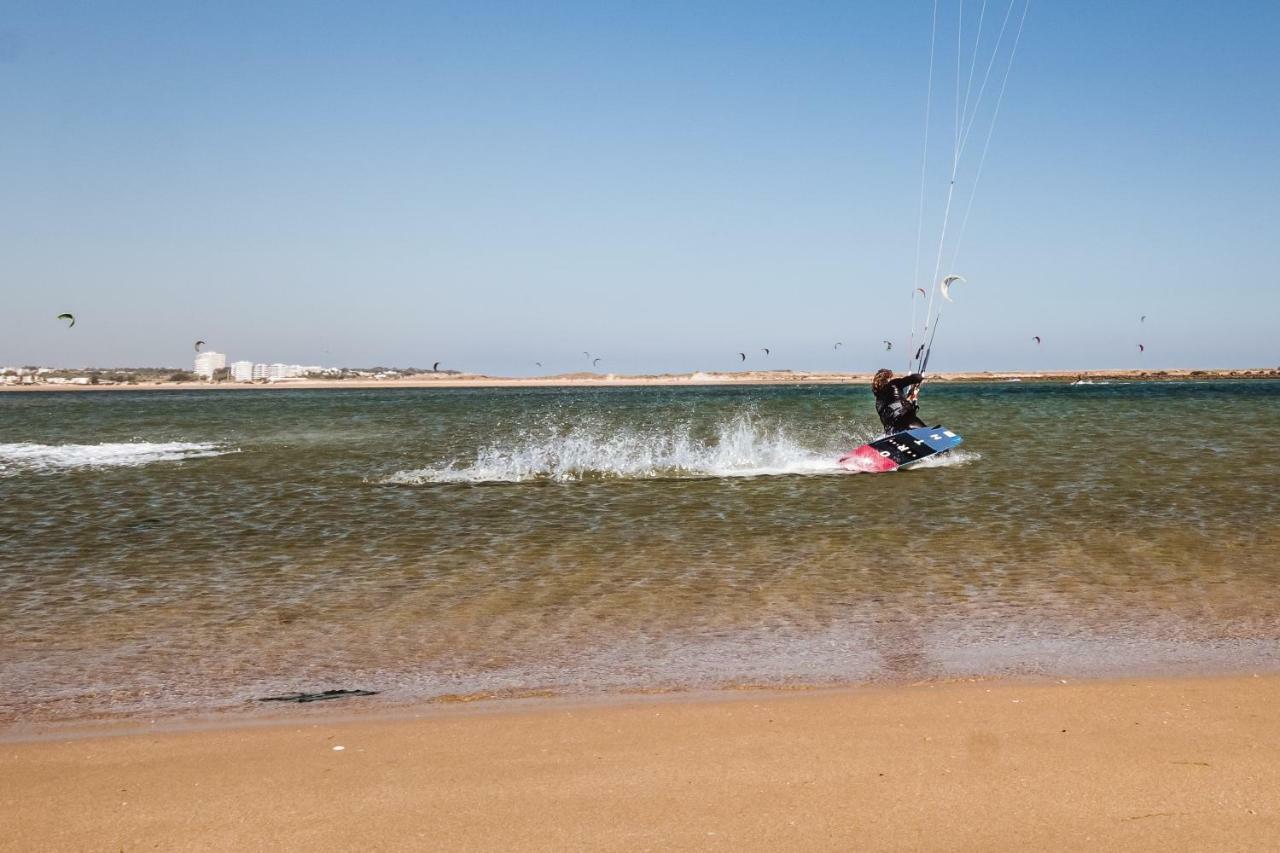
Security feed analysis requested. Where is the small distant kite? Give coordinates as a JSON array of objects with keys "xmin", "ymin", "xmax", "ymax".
[
  {"xmin": 914, "ymin": 287, "xmax": 926, "ymax": 298},
  {"xmin": 882, "ymin": 340, "xmax": 893, "ymax": 351},
  {"xmin": 1138, "ymin": 344, "xmax": 1145, "ymax": 353},
  {"xmin": 593, "ymin": 358, "xmax": 601, "ymax": 367},
  {"xmin": 583, "ymin": 351, "xmax": 591, "ymax": 359},
  {"xmin": 940, "ymin": 274, "xmax": 966, "ymax": 303},
  {"xmin": 761, "ymin": 347, "xmax": 770, "ymax": 356},
  {"xmin": 432, "ymin": 361, "xmax": 440, "ymax": 371},
  {"xmin": 833, "ymin": 342, "xmax": 843, "ymax": 350},
  {"xmin": 57, "ymin": 313, "xmax": 75, "ymax": 328},
  {"xmin": 535, "ymin": 362, "xmax": 542, "ymax": 368},
  {"xmin": 1033, "ymin": 336, "xmax": 1041, "ymax": 345},
  {"xmin": 194, "ymin": 340, "xmax": 206, "ymax": 352},
  {"xmin": 1140, "ymin": 315, "xmax": 1147, "ymax": 323},
  {"xmin": 738, "ymin": 352, "xmax": 746, "ymax": 362}
]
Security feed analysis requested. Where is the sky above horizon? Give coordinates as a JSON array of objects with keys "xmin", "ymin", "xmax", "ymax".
[{"xmin": 3, "ymin": 1, "xmax": 1277, "ymax": 373}]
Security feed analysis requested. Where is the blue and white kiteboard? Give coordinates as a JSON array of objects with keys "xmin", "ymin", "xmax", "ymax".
[{"xmin": 838, "ymin": 426, "xmax": 964, "ymax": 473}]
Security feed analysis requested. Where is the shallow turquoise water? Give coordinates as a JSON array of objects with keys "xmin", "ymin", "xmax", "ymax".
[{"xmin": 2, "ymin": 381, "xmax": 1278, "ymax": 724}]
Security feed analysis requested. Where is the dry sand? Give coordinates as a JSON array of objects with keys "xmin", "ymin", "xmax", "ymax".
[{"xmin": 4, "ymin": 675, "xmax": 1278, "ymax": 851}]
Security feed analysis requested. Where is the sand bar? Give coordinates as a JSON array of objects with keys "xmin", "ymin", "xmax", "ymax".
[
  {"xmin": 4, "ymin": 675, "xmax": 1278, "ymax": 851},
  {"xmin": 3, "ymin": 367, "xmax": 1277, "ymax": 393}
]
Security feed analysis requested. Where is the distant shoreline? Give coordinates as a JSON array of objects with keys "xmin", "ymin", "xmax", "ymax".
[{"xmin": 2, "ymin": 367, "xmax": 1277, "ymax": 393}]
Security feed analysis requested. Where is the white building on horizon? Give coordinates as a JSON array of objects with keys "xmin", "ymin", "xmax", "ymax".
[
  {"xmin": 268, "ymin": 363, "xmax": 305, "ymax": 380},
  {"xmin": 221, "ymin": 360, "xmax": 329, "ymax": 382},
  {"xmin": 194, "ymin": 351, "xmax": 227, "ymax": 379},
  {"xmin": 230, "ymin": 361, "xmax": 254, "ymax": 382}
]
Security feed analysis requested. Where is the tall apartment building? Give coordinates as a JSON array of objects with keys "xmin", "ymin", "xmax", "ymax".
[
  {"xmin": 230, "ymin": 361, "xmax": 254, "ymax": 382},
  {"xmin": 193, "ymin": 351, "xmax": 227, "ymax": 378}
]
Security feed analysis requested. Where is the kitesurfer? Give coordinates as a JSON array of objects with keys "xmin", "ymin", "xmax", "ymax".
[{"xmin": 872, "ymin": 368, "xmax": 928, "ymax": 435}]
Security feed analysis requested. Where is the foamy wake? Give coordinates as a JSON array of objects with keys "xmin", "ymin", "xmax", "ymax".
[
  {"xmin": 0, "ymin": 441, "xmax": 229, "ymax": 473},
  {"xmin": 386, "ymin": 416, "xmax": 840, "ymax": 484},
  {"xmin": 385, "ymin": 416, "xmax": 977, "ymax": 484},
  {"xmin": 909, "ymin": 448, "xmax": 981, "ymax": 470}
]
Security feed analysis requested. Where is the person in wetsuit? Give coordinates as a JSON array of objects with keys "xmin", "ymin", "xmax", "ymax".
[{"xmin": 872, "ymin": 368, "xmax": 927, "ymax": 435}]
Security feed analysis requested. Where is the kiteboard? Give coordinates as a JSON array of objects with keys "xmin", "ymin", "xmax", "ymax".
[{"xmin": 838, "ymin": 426, "xmax": 963, "ymax": 473}]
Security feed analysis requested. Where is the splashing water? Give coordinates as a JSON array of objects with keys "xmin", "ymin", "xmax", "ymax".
[
  {"xmin": 910, "ymin": 448, "xmax": 981, "ymax": 470},
  {"xmin": 385, "ymin": 414, "xmax": 858, "ymax": 483},
  {"xmin": 386, "ymin": 413, "xmax": 980, "ymax": 484}
]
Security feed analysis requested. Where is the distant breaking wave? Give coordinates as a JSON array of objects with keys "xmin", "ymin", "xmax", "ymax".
[
  {"xmin": 384, "ymin": 416, "xmax": 978, "ymax": 484},
  {"xmin": 0, "ymin": 441, "xmax": 230, "ymax": 474}
]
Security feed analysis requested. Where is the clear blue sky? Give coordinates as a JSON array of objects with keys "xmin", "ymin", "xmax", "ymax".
[{"xmin": 3, "ymin": 1, "xmax": 1277, "ymax": 372}]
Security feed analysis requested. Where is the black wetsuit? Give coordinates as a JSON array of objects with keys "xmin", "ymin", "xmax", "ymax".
[{"xmin": 875, "ymin": 373, "xmax": 927, "ymax": 435}]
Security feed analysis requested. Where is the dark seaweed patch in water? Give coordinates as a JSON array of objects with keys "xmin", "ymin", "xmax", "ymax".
[{"xmin": 258, "ymin": 689, "xmax": 379, "ymax": 704}]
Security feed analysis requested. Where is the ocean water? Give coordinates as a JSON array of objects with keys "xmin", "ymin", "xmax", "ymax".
[{"xmin": 2, "ymin": 381, "xmax": 1279, "ymax": 725}]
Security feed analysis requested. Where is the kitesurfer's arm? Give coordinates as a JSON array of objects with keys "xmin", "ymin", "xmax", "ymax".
[{"xmin": 889, "ymin": 373, "xmax": 923, "ymax": 391}]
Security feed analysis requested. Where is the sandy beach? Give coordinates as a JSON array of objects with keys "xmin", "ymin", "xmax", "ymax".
[{"xmin": 5, "ymin": 675, "xmax": 1278, "ymax": 852}]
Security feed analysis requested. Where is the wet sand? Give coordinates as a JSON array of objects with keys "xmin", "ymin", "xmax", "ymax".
[{"xmin": 5, "ymin": 675, "xmax": 1278, "ymax": 852}]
